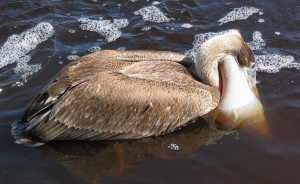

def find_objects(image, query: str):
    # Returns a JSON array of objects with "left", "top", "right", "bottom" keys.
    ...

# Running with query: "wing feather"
[
  {"left": 23, "top": 50, "right": 219, "bottom": 142},
  {"left": 29, "top": 69, "right": 219, "bottom": 141}
]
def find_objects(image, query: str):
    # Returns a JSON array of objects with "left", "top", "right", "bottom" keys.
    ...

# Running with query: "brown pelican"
[{"left": 14, "top": 30, "right": 269, "bottom": 143}]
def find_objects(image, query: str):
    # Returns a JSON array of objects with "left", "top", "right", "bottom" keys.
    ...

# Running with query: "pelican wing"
[
  {"left": 24, "top": 51, "right": 220, "bottom": 141},
  {"left": 22, "top": 50, "right": 186, "bottom": 122}
]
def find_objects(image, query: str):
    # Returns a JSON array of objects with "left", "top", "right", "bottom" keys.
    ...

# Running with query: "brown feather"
[{"left": 24, "top": 50, "right": 220, "bottom": 142}]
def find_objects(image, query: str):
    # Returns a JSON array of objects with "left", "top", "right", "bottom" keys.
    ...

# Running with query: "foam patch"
[
  {"left": 68, "top": 29, "right": 76, "bottom": 34},
  {"left": 14, "top": 56, "right": 41, "bottom": 81},
  {"left": 218, "top": 6, "right": 261, "bottom": 25},
  {"left": 67, "top": 55, "right": 80, "bottom": 61},
  {"left": 254, "top": 54, "right": 299, "bottom": 73},
  {"left": 181, "top": 23, "right": 193, "bottom": 28},
  {"left": 141, "top": 26, "right": 151, "bottom": 31},
  {"left": 0, "top": 22, "right": 54, "bottom": 69},
  {"left": 134, "top": 6, "right": 170, "bottom": 23},
  {"left": 248, "top": 31, "right": 265, "bottom": 51},
  {"left": 87, "top": 46, "right": 101, "bottom": 53},
  {"left": 79, "top": 18, "right": 129, "bottom": 42},
  {"left": 275, "top": 32, "right": 281, "bottom": 35},
  {"left": 152, "top": 1, "right": 161, "bottom": 5}
]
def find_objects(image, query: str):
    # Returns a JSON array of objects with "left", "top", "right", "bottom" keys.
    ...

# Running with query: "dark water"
[{"left": 1, "top": 0, "right": 300, "bottom": 183}]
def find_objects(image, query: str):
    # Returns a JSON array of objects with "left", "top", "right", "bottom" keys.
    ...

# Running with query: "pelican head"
[{"left": 196, "top": 30, "right": 270, "bottom": 135}]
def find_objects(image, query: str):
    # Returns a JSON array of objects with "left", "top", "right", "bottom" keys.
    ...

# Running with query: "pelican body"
[{"left": 14, "top": 30, "right": 267, "bottom": 143}]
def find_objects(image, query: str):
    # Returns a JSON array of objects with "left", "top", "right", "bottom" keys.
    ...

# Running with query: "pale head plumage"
[{"left": 195, "top": 29, "right": 255, "bottom": 89}]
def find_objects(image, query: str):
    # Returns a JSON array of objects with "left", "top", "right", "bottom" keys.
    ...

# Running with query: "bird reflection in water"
[{"left": 40, "top": 118, "right": 233, "bottom": 182}]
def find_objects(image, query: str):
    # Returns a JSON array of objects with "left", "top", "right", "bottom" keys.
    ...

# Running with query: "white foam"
[
  {"left": 14, "top": 55, "right": 41, "bottom": 81},
  {"left": 247, "top": 31, "right": 265, "bottom": 51},
  {"left": 218, "top": 6, "right": 261, "bottom": 25},
  {"left": 78, "top": 18, "right": 129, "bottom": 42},
  {"left": 68, "top": 29, "right": 76, "bottom": 34},
  {"left": 275, "top": 32, "right": 281, "bottom": 35},
  {"left": 12, "top": 81, "right": 24, "bottom": 87},
  {"left": 134, "top": 6, "right": 170, "bottom": 23},
  {"left": 71, "top": 50, "right": 78, "bottom": 54},
  {"left": 181, "top": 23, "right": 193, "bottom": 28},
  {"left": 167, "top": 143, "right": 180, "bottom": 151},
  {"left": 67, "top": 55, "right": 80, "bottom": 61},
  {"left": 87, "top": 46, "right": 101, "bottom": 53},
  {"left": 254, "top": 54, "right": 298, "bottom": 73},
  {"left": 258, "top": 18, "right": 265, "bottom": 23},
  {"left": 141, "top": 26, "right": 151, "bottom": 31},
  {"left": 0, "top": 22, "right": 54, "bottom": 69}
]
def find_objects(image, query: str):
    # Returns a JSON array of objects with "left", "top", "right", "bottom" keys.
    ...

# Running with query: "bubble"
[
  {"left": 141, "top": 26, "right": 151, "bottom": 31},
  {"left": 58, "top": 61, "right": 63, "bottom": 65},
  {"left": 0, "top": 22, "right": 54, "bottom": 69},
  {"left": 12, "top": 81, "right": 24, "bottom": 87},
  {"left": 78, "top": 18, "right": 129, "bottom": 42},
  {"left": 0, "top": 88, "right": 2, "bottom": 93},
  {"left": 218, "top": 6, "right": 261, "bottom": 25},
  {"left": 67, "top": 55, "right": 80, "bottom": 61},
  {"left": 71, "top": 50, "right": 78, "bottom": 54},
  {"left": 167, "top": 143, "right": 180, "bottom": 151},
  {"left": 275, "top": 31, "right": 281, "bottom": 35},
  {"left": 68, "top": 29, "right": 76, "bottom": 34},
  {"left": 247, "top": 31, "right": 266, "bottom": 50},
  {"left": 87, "top": 46, "right": 101, "bottom": 53},
  {"left": 134, "top": 6, "right": 170, "bottom": 23},
  {"left": 258, "top": 18, "right": 265, "bottom": 23},
  {"left": 181, "top": 23, "right": 193, "bottom": 28},
  {"left": 254, "top": 54, "right": 297, "bottom": 73},
  {"left": 152, "top": 1, "right": 160, "bottom": 5}
]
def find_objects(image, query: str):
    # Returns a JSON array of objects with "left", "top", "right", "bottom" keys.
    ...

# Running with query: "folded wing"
[{"left": 22, "top": 51, "right": 220, "bottom": 142}]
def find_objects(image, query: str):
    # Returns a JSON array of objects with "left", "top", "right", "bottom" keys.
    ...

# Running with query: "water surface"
[{"left": 0, "top": 0, "right": 300, "bottom": 183}]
